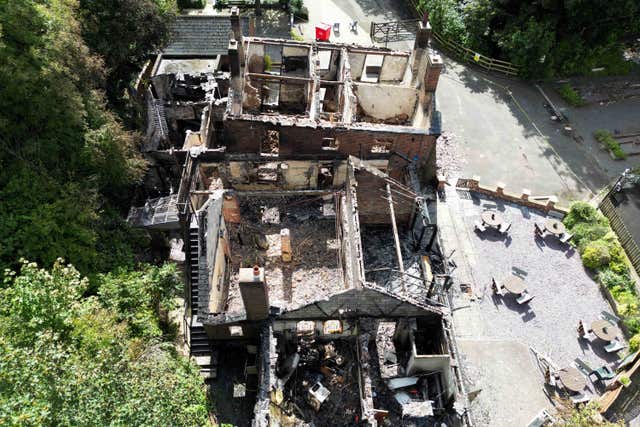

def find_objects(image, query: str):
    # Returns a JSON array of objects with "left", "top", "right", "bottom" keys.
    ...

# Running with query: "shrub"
[
  {"left": 630, "top": 334, "right": 640, "bottom": 352},
  {"left": 616, "top": 291, "right": 639, "bottom": 316},
  {"left": 564, "top": 201, "right": 608, "bottom": 229},
  {"left": 620, "top": 375, "right": 631, "bottom": 386},
  {"left": 582, "top": 240, "right": 611, "bottom": 270},
  {"left": 598, "top": 269, "right": 635, "bottom": 292},
  {"left": 594, "top": 129, "right": 627, "bottom": 160},
  {"left": 624, "top": 315, "right": 640, "bottom": 335},
  {"left": 178, "top": 0, "right": 205, "bottom": 8},
  {"left": 290, "top": 29, "right": 305, "bottom": 41},
  {"left": 290, "top": 0, "right": 308, "bottom": 21},
  {"left": 264, "top": 54, "right": 272, "bottom": 71},
  {"left": 572, "top": 223, "right": 609, "bottom": 251},
  {"left": 558, "top": 84, "right": 585, "bottom": 107}
]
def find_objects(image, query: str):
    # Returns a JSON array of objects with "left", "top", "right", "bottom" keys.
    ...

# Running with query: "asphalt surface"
[{"left": 436, "top": 58, "right": 610, "bottom": 205}]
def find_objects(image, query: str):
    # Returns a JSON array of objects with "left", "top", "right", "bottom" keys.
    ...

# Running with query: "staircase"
[{"left": 188, "top": 223, "right": 217, "bottom": 379}]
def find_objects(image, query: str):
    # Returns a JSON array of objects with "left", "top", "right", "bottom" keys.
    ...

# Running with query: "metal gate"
[{"left": 370, "top": 19, "right": 420, "bottom": 45}]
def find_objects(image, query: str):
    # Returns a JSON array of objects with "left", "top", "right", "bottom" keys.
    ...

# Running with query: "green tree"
[
  {"left": 0, "top": 260, "right": 209, "bottom": 426},
  {"left": 0, "top": 0, "right": 149, "bottom": 274},
  {"left": 77, "top": 0, "right": 176, "bottom": 110}
]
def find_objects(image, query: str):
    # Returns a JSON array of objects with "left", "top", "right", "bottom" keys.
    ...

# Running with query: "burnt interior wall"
[
  {"left": 223, "top": 119, "right": 437, "bottom": 180},
  {"left": 353, "top": 166, "right": 415, "bottom": 226}
]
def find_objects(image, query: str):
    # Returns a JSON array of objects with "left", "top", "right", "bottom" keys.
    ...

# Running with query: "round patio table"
[
  {"left": 502, "top": 275, "right": 526, "bottom": 294},
  {"left": 482, "top": 211, "right": 503, "bottom": 227},
  {"left": 545, "top": 218, "right": 566, "bottom": 236},
  {"left": 591, "top": 320, "right": 620, "bottom": 342},
  {"left": 558, "top": 367, "right": 587, "bottom": 393}
]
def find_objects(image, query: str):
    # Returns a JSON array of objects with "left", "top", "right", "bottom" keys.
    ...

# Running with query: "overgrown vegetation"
[
  {"left": 558, "top": 84, "right": 585, "bottom": 107},
  {"left": 290, "top": 28, "right": 305, "bottom": 41},
  {"left": 0, "top": 1, "right": 210, "bottom": 423},
  {"left": 0, "top": 260, "right": 209, "bottom": 426},
  {"left": 290, "top": 0, "right": 308, "bottom": 21},
  {"left": 177, "top": 0, "right": 205, "bottom": 9},
  {"left": 416, "top": 0, "right": 640, "bottom": 77},
  {"left": 0, "top": 0, "right": 175, "bottom": 275},
  {"left": 563, "top": 202, "right": 640, "bottom": 348},
  {"left": 555, "top": 401, "right": 623, "bottom": 426},
  {"left": 264, "top": 54, "right": 273, "bottom": 71},
  {"left": 594, "top": 129, "right": 628, "bottom": 160}
]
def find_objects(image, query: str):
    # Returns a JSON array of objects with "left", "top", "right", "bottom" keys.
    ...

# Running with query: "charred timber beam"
[{"left": 386, "top": 183, "right": 405, "bottom": 291}]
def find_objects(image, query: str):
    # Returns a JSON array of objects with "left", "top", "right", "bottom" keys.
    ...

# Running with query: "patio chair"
[
  {"left": 517, "top": 291, "right": 535, "bottom": 305},
  {"left": 350, "top": 21, "right": 358, "bottom": 33},
  {"left": 527, "top": 409, "right": 555, "bottom": 427},
  {"left": 573, "top": 358, "right": 593, "bottom": 377},
  {"left": 499, "top": 222, "right": 512, "bottom": 234},
  {"left": 560, "top": 232, "right": 573, "bottom": 245},
  {"left": 474, "top": 221, "right": 486, "bottom": 232},
  {"left": 570, "top": 393, "right": 591, "bottom": 405},
  {"left": 576, "top": 320, "right": 589, "bottom": 339},
  {"left": 534, "top": 222, "right": 545, "bottom": 237},
  {"left": 590, "top": 365, "right": 616, "bottom": 382},
  {"left": 333, "top": 22, "right": 340, "bottom": 36},
  {"left": 600, "top": 311, "right": 621, "bottom": 324},
  {"left": 605, "top": 340, "right": 626, "bottom": 353},
  {"left": 491, "top": 278, "right": 503, "bottom": 296}
]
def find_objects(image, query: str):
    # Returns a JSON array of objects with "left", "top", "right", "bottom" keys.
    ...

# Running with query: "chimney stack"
[
  {"left": 424, "top": 52, "right": 443, "bottom": 92},
  {"left": 411, "top": 12, "right": 432, "bottom": 82},
  {"left": 229, "top": 39, "right": 241, "bottom": 79},
  {"left": 230, "top": 7, "right": 245, "bottom": 66},
  {"left": 414, "top": 12, "right": 431, "bottom": 50},
  {"left": 238, "top": 266, "right": 269, "bottom": 321}
]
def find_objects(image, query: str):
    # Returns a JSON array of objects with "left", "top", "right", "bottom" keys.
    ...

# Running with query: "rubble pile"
[
  {"left": 362, "top": 226, "right": 430, "bottom": 302},
  {"left": 436, "top": 131, "right": 463, "bottom": 176},
  {"left": 226, "top": 196, "right": 343, "bottom": 314},
  {"left": 281, "top": 338, "right": 362, "bottom": 426}
]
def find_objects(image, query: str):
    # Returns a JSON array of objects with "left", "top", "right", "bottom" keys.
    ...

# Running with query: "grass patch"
[
  {"left": 558, "top": 84, "right": 585, "bottom": 107},
  {"left": 594, "top": 129, "right": 628, "bottom": 160},
  {"left": 564, "top": 202, "right": 640, "bottom": 351}
]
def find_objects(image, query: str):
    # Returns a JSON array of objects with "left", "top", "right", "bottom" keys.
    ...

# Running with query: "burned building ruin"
[{"left": 128, "top": 11, "right": 464, "bottom": 426}]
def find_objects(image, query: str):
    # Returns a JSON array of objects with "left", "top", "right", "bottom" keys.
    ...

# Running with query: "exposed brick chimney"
[
  {"left": 228, "top": 39, "right": 240, "bottom": 79},
  {"left": 230, "top": 7, "right": 244, "bottom": 65},
  {"left": 411, "top": 13, "right": 432, "bottom": 81},
  {"left": 424, "top": 52, "right": 443, "bottom": 92},
  {"left": 414, "top": 12, "right": 431, "bottom": 50},
  {"left": 249, "top": 15, "right": 256, "bottom": 37},
  {"left": 238, "top": 266, "right": 269, "bottom": 321}
]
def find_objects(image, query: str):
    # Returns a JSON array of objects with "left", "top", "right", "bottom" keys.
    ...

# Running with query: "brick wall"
[{"left": 223, "top": 118, "right": 437, "bottom": 179}]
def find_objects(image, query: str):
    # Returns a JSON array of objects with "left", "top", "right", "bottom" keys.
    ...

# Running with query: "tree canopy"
[
  {"left": 0, "top": 260, "right": 209, "bottom": 426},
  {"left": 418, "top": 0, "right": 640, "bottom": 77},
  {"left": 0, "top": 0, "right": 174, "bottom": 274}
]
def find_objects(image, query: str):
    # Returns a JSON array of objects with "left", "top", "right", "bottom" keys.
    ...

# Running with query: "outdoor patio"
[{"left": 445, "top": 188, "right": 627, "bottom": 425}]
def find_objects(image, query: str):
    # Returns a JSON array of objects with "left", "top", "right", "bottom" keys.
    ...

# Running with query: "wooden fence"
[
  {"left": 430, "top": 31, "right": 520, "bottom": 76},
  {"left": 407, "top": 0, "right": 520, "bottom": 76},
  {"left": 600, "top": 197, "right": 640, "bottom": 274}
]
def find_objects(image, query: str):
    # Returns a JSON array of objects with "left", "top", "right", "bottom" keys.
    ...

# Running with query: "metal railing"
[{"left": 370, "top": 19, "right": 420, "bottom": 44}]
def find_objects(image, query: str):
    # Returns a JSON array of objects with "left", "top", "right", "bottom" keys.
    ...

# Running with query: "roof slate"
[{"left": 163, "top": 15, "right": 244, "bottom": 57}]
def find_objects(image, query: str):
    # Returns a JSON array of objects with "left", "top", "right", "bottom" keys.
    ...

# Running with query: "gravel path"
[{"left": 458, "top": 192, "right": 621, "bottom": 368}]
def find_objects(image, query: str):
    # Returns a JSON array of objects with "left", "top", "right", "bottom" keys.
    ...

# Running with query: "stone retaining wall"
[{"left": 452, "top": 176, "right": 568, "bottom": 215}]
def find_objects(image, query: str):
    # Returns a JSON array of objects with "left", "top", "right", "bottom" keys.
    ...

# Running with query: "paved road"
[
  {"left": 541, "top": 84, "right": 640, "bottom": 179},
  {"left": 436, "top": 58, "right": 610, "bottom": 205},
  {"left": 303, "top": 0, "right": 612, "bottom": 205}
]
